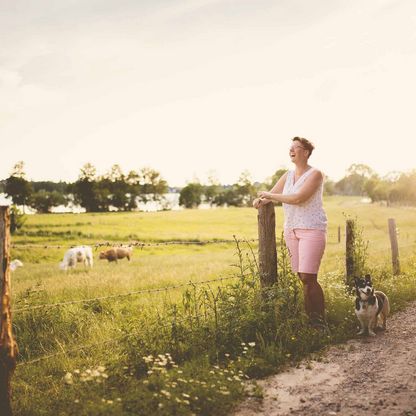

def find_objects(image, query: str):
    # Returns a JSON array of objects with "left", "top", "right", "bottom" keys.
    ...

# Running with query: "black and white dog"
[{"left": 354, "top": 274, "right": 390, "bottom": 337}]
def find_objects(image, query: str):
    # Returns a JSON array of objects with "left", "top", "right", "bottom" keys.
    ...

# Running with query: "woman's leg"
[
  {"left": 295, "top": 229, "right": 327, "bottom": 323},
  {"left": 298, "top": 272, "right": 325, "bottom": 322}
]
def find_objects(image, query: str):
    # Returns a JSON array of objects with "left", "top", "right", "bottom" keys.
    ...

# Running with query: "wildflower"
[
  {"left": 248, "top": 342, "right": 256, "bottom": 347},
  {"left": 74, "top": 399, "right": 79, "bottom": 404},
  {"left": 64, "top": 372, "right": 73, "bottom": 385},
  {"left": 158, "top": 403, "right": 163, "bottom": 408},
  {"left": 225, "top": 353, "right": 230, "bottom": 358},
  {"left": 160, "top": 390, "right": 171, "bottom": 398},
  {"left": 107, "top": 400, "right": 113, "bottom": 405},
  {"left": 182, "top": 393, "right": 190, "bottom": 398}
]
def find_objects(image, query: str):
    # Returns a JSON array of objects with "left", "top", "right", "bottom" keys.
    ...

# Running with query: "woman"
[{"left": 253, "top": 137, "right": 327, "bottom": 325}]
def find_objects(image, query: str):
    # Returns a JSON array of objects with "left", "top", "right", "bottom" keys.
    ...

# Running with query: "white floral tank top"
[{"left": 282, "top": 168, "right": 327, "bottom": 231}]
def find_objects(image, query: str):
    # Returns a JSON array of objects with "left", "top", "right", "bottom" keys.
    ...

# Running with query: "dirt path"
[{"left": 233, "top": 301, "right": 416, "bottom": 416}]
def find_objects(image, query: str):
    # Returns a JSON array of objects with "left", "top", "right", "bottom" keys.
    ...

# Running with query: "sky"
[{"left": 1, "top": 0, "right": 416, "bottom": 186}]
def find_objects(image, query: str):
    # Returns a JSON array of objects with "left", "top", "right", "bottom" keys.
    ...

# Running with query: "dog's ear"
[{"left": 365, "top": 273, "right": 371, "bottom": 279}]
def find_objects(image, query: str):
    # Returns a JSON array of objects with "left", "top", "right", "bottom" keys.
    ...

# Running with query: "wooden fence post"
[
  {"left": 338, "top": 226, "right": 341, "bottom": 243},
  {"left": 345, "top": 219, "right": 355, "bottom": 283},
  {"left": 0, "top": 206, "right": 17, "bottom": 416},
  {"left": 257, "top": 203, "right": 277, "bottom": 291},
  {"left": 388, "top": 218, "right": 400, "bottom": 275}
]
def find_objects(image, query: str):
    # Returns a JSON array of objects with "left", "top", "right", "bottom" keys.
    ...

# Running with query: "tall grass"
[{"left": 9, "top": 197, "right": 416, "bottom": 415}]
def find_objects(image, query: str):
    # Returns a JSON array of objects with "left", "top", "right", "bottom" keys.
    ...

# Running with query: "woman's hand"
[
  {"left": 252, "top": 197, "right": 269, "bottom": 209},
  {"left": 257, "top": 191, "right": 273, "bottom": 200}
]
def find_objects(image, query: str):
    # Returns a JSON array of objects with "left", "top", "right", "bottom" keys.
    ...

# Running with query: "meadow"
[{"left": 9, "top": 196, "right": 416, "bottom": 415}]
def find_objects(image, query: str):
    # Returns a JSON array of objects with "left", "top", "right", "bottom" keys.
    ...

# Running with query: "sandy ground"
[{"left": 232, "top": 301, "right": 416, "bottom": 416}]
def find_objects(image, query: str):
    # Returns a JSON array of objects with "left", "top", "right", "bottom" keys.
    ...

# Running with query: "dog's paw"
[{"left": 368, "top": 331, "right": 377, "bottom": 337}]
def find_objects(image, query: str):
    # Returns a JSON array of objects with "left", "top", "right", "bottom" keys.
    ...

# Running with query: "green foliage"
[
  {"left": 10, "top": 204, "right": 27, "bottom": 234},
  {"left": 344, "top": 216, "right": 369, "bottom": 290},
  {"left": 5, "top": 162, "right": 33, "bottom": 208},
  {"left": 30, "top": 190, "right": 67, "bottom": 213},
  {"left": 179, "top": 183, "right": 203, "bottom": 208},
  {"left": 9, "top": 200, "right": 416, "bottom": 415},
  {"left": 71, "top": 164, "right": 169, "bottom": 212}
]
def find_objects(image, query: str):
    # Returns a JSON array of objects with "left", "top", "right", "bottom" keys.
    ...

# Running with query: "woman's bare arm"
[{"left": 258, "top": 170, "right": 323, "bottom": 205}]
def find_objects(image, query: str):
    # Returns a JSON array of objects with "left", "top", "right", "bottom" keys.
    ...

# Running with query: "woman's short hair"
[{"left": 292, "top": 137, "right": 314, "bottom": 158}]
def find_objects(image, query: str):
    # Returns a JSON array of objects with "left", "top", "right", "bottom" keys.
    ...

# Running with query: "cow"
[
  {"left": 10, "top": 259, "right": 23, "bottom": 271},
  {"left": 59, "top": 246, "right": 93, "bottom": 271},
  {"left": 98, "top": 246, "right": 133, "bottom": 263}
]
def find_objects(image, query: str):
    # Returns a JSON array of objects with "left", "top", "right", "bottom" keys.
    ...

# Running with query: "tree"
[
  {"left": 5, "top": 161, "right": 32, "bottom": 212},
  {"left": 72, "top": 163, "right": 101, "bottom": 212},
  {"left": 179, "top": 183, "right": 203, "bottom": 208},
  {"left": 233, "top": 170, "right": 256, "bottom": 207},
  {"left": 138, "top": 167, "right": 168, "bottom": 203},
  {"left": 265, "top": 168, "right": 287, "bottom": 190},
  {"left": 30, "top": 190, "right": 67, "bottom": 213},
  {"left": 101, "top": 164, "right": 129, "bottom": 211},
  {"left": 203, "top": 173, "right": 222, "bottom": 206},
  {"left": 10, "top": 205, "right": 26, "bottom": 234},
  {"left": 335, "top": 164, "right": 376, "bottom": 196}
]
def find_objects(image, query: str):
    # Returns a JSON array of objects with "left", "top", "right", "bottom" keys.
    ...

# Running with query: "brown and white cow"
[{"left": 99, "top": 246, "right": 133, "bottom": 263}]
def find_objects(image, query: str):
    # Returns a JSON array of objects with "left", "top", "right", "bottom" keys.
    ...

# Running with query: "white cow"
[
  {"left": 59, "top": 246, "right": 93, "bottom": 271},
  {"left": 10, "top": 259, "right": 24, "bottom": 271}
]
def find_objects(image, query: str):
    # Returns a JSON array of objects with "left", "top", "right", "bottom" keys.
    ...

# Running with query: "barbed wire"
[
  {"left": 16, "top": 313, "right": 202, "bottom": 367},
  {"left": 11, "top": 238, "right": 259, "bottom": 250},
  {"left": 368, "top": 241, "right": 416, "bottom": 255},
  {"left": 10, "top": 233, "right": 350, "bottom": 251},
  {"left": 12, "top": 275, "right": 241, "bottom": 314}
]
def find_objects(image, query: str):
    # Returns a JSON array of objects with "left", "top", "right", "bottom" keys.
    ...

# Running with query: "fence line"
[
  {"left": 11, "top": 238, "right": 259, "bottom": 250},
  {"left": 368, "top": 241, "right": 416, "bottom": 255},
  {"left": 12, "top": 275, "right": 241, "bottom": 314},
  {"left": 11, "top": 234, "right": 347, "bottom": 251},
  {"left": 16, "top": 312, "right": 206, "bottom": 368}
]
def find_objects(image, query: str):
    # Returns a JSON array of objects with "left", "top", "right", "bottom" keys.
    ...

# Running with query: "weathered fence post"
[
  {"left": 0, "top": 206, "right": 17, "bottom": 416},
  {"left": 257, "top": 203, "right": 277, "bottom": 291},
  {"left": 345, "top": 219, "right": 355, "bottom": 283},
  {"left": 337, "top": 226, "right": 341, "bottom": 243},
  {"left": 388, "top": 218, "right": 400, "bottom": 275}
]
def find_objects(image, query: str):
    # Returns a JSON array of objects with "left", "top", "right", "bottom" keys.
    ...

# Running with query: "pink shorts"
[{"left": 284, "top": 229, "right": 326, "bottom": 274}]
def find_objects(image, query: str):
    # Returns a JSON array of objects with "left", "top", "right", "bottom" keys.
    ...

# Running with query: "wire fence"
[
  {"left": 11, "top": 238, "right": 258, "bottom": 250},
  {"left": 10, "top": 232, "right": 349, "bottom": 251},
  {"left": 16, "top": 313, "right": 203, "bottom": 368},
  {"left": 12, "top": 275, "right": 241, "bottom": 314}
]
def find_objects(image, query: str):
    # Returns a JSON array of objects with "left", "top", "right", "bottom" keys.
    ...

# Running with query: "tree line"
[{"left": 1, "top": 162, "right": 416, "bottom": 215}]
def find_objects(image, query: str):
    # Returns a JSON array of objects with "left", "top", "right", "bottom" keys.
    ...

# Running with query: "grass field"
[
  {"left": 12, "top": 195, "right": 416, "bottom": 296},
  {"left": 9, "top": 196, "right": 416, "bottom": 416}
]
